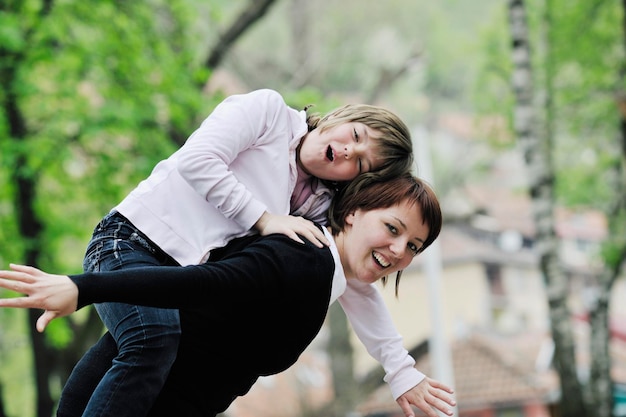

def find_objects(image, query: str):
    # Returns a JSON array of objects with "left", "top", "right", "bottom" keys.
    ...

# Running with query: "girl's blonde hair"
[{"left": 306, "top": 104, "right": 414, "bottom": 188}]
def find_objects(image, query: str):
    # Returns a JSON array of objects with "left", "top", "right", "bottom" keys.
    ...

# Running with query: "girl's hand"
[
  {"left": 0, "top": 263, "right": 78, "bottom": 332},
  {"left": 254, "top": 212, "right": 330, "bottom": 248}
]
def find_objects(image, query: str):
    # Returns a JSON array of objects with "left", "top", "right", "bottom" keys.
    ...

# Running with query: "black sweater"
[{"left": 71, "top": 233, "right": 335, "bottom": 416}]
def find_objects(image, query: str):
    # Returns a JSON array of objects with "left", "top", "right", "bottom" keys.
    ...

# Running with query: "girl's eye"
[
  {"left": 386, "top": 223, "right": 398, "bottom": 234},
  {"left": 408, "top": 242, "right": 420, "bottom": 256},
  {"left": 353, "top": 128, "right": 359, "bottom": 142}
]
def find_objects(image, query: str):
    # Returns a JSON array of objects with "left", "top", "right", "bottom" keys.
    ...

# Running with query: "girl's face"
[
  {"left": 336, "top": 200, "right": 429, "bottom": 284},
  {"left": 298, "top": 122, "right": 383, "bottom": 181}
]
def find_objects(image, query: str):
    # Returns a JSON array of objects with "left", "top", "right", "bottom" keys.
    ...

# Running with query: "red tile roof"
[
  {"left": 358, "top": 331, "right": 558, "bottom": 416},
  {"left": 358, "top": 325, "right": 626, "bottom": 416}
]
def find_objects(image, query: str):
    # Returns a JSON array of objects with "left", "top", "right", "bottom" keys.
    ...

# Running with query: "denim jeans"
[{"left": 57, "top": 212, "right": 181, "bottom": 417}]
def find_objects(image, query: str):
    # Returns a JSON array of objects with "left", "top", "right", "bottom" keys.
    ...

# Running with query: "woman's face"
[
  {"left": 337, "top": 200, "right": 429, "bottom": 284},
  {"left": 298, "top": 122, "right": 383, "bottom": 181}
]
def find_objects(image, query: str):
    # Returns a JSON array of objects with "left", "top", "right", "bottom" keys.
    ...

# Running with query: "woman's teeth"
[{"left": 373, "top": 252, "right": 390, "bottom": 268}]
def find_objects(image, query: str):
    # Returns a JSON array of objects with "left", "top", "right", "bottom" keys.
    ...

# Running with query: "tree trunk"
[
  {"left": 507, "top": 1, "right": 586, "bottom": 416},
  {"left": 3, "top": 38, "right": 53, "bottom": 412},
  {"left": 13, "top": 133, "right": 54, "bottom": 417},
  {"left": 589, "top": 291, "right": 613, "bottom": 417},
  {"left": 204, "top": 0, "right": 279, "bottom": 70},
  {"left": 587, "top": 1, "right": 626, "bottom": 416},
  {"left": 288, "top": 0, "right": 315, "bottom": 88},
  {"left": 366, "top": 50, "right": 421, "bottom": 105},
  {"left": 0, "top": 383, "right": 6, "bottom": 417},
  {"left": 325, "top": 302, "right": 359, "bottom": 417},
  {"left": 3, "top": 1, "right": 284, "bottom": 415}
]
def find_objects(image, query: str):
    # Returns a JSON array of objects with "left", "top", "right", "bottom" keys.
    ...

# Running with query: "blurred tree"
[
  {"left": 507, "top": 1, "right": 585, "bottom": 415},
  {"left": 0, "top": 1, "right": 278, "bottom": 416},
  {"left": 504, "top": 0, "right": 626, "bottom": 416},
  {"left": 0, "top": 0, "right": 512, "bottom": 415}
]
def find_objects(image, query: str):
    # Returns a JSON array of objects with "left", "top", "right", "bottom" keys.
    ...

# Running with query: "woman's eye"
[
  {"left": 408, "top": 242, "right": 420, "bottom": 256},
  {"left": 353, "top": 128, "right": 359, "bottom": 142},
  {"left": 386, "top": 223, "right": 398, "bottom": 234}
]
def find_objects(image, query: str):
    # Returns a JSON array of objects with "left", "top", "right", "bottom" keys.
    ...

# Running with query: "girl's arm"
[
  {"left": 175, "top": 89, "right": 280, "bottom": 231},
  {"left": 177, "top": 89, "right": 327, "bottom": 246}
]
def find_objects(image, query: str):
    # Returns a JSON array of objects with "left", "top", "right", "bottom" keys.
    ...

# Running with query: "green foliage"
[
  {"left": 474, "top": 0, "right": 624, "bottom": 209},
  {"left": 6, "top": 0, "right": 622, "bottom": 415},
  {"left": 223, "top": 0, "right": 502, "bottom": 126},
  {"left": 283, "top": 87, "right": 343, "bottom": 114},
  {"left": 0, "top": 178, "right": 22, "bottom": 268},
  {"left": 0, "top": 305, "right": 34, "bottom": 417},
  {"left": 0, "top": 12, "right": 25, "bottom": 52},
  {"left": 43, "top": 318, "right": 74, "bottom": 349},
  {"left": 472, "top": 4, "right": 513, "bottom": 123},
  {"left": 0, "top": 1, "right": 239, "bottom": 415},
  {"left": 546, "top": 0, "right": 623, "bottom": 210},
  {"left": 555, "top": 135, "right": 619, "bottom": 208},
  {"left": 601, "top": 208, "right": 626, "bottom": 269},
  {"left": 602, "top": 241, "right": 626, "bottom": 270}
]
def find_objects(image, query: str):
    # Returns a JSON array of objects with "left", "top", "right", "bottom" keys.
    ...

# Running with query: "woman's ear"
[{"left": 344, "top": 211, "right": 357, "bottom": 226}]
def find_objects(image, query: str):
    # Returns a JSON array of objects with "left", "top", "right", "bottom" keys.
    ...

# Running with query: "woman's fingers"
[
  {"left": 0, "top": 264, "right": 39, "bottom": 287},
  {"left": 0, "top": 264, "right": 48, "bottom": 306},
  {"left": 0, "top": 294, "right": 32, "bottom": 308},
  {"left": 10, "top": 263, "right": 37, "bottom": 273},
  {"left": 0, "top": 264, "right": 76, "bottom": 332},
  {"left": 0, "top": 268, "right": 37, "bottom": 297},
  {"left": 37, "top": 311, "right": 58, "bottom": 333}
]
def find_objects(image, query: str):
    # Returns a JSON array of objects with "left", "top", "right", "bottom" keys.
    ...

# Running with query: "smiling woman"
[
  {"left": 30, "top": 88, "right": 414, "bottom": 417},
  {"left": 0, "top": 173, "right": 455, "bottom": 417}
]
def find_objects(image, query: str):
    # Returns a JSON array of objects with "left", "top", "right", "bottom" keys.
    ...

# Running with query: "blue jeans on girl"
[{"left": 57, "top": 211, "right": 180, "bottom": 417}]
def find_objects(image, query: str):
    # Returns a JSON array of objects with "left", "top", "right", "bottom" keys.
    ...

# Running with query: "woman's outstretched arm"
[
  {"left": 0, "top": 264, "right": 78, "bottom": 331},
  {"left": 0, "top": 234, "right": 332, "bottom": 332}
]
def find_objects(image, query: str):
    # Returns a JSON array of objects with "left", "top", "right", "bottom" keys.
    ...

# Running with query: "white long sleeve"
[
  {"left": 115, "top": 89, "right": 307, "bottom": 265},
  {"left": 337, "top": 278, "right": 425, "bottom": 400}
]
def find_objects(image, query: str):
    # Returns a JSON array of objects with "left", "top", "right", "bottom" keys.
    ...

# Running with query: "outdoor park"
[{"left": 0, "top": 1, "right": 625, "bottom": 417}]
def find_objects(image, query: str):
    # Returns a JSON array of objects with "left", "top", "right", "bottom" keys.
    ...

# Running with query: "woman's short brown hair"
[{"left": 327, "top": 172, "right": 442, "bottom": 295}]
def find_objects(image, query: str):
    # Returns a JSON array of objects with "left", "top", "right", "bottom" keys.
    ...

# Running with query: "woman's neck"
[{"left": 330, "top": 229, "right": 352, "bottom": 279}]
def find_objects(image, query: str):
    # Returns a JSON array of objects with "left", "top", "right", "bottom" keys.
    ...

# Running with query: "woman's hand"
[
  {"left": 0, "top": 263, "right": 79, "bottom": 332},
  {"left": 254, "top": 212, "right": 329, "bottom": 248},
  {"left": 396, "top": 377, "right": 456, "bottom": 417}
]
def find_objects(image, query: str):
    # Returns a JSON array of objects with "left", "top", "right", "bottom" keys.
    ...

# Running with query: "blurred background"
[{"left": 1, "top": 1, "right": 625, "bottom": 416}]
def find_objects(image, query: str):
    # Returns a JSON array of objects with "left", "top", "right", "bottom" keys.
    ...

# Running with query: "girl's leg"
[
  {"left": 56, "top": 332, "right": 117, "bottom": 417},
  {"left": 85, "top": 303, "right": 180, "bottom": 416},
  {"left": 73, "top": 212, "right": 181, "bottom": 417}
]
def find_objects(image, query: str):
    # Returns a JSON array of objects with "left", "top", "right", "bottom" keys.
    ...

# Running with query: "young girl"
[
  {"left": 0, "top": 173, "right": 456, "bottom": 417},
  {"left": 77, "top": 89, "right": 415, "bottom": 417}
]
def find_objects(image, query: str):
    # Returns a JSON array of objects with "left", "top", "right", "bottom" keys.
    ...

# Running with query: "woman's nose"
[{"left": 389, "top": 238, "right": 406, "bottom": 257}]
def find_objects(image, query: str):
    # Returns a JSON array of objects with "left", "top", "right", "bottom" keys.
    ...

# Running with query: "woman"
[
  {"left": 0, "top": 173, "right": 456, "bottom": 417},
  {"left": 84, "top": 88, "right": 414, "bottom": 417}
]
